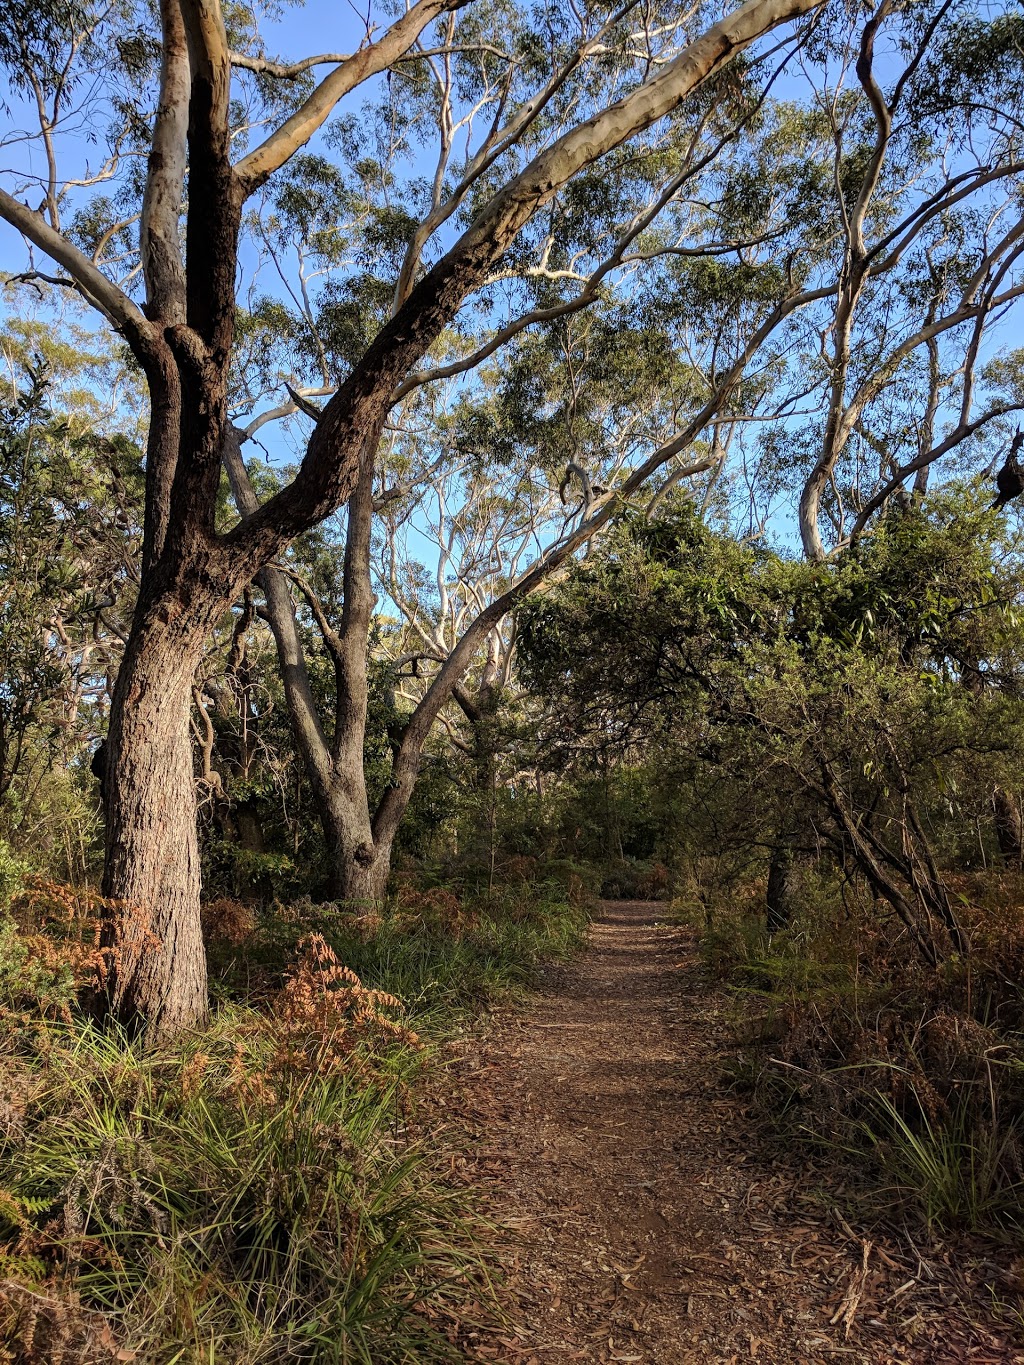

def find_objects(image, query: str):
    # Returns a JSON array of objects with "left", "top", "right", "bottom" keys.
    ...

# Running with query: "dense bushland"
[
  {"left": 691, "top": 871, "right": 1024, "bottom": 1234},
  {"left": 2, "top": 0, "right": 1024, "bottom": 1340},
  {"left": 0, "top": 871, "right": 589, "bottom": 1362},
  {"left": 517, "top": 497, "right": 1024, "bottom": 1239}
]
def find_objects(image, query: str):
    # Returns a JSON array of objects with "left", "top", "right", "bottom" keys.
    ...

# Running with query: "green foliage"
[
  {"left": 0, "top": 893, "right": 561, "bottom": 1362},
  {"left": 599, "top": 858, "right": 672, "bottom": 900},
  {"left": 515, "top": 491, "right": 1024, "bottom": 1234},
  {"left": 0, "top": 1017, "right": 484, "bottom": 1362},
  {"left": 0, "top": 843, "right": 26, "bottom": 912},
  {"left": 0, "top": 914, "right": 79, "bottom": 1019},
  {"left": 207, "top": 878, "right": 592, "bottom": 1028},
  {"left": 0, "top": 355, "right": 138, "bottom": 876},
  {"left": 520, "top": 496, "right": 1024, "bottom": 959},
  {"left": 860, "top": 1089, "right": 1024, "bottom": 1233}
]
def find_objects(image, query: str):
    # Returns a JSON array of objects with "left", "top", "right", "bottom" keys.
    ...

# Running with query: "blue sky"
[{"left": 3, "top": 0, "right": 1022, "bottom": 575}]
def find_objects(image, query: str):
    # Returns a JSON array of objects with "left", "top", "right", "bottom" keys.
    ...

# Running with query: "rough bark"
[
  {"left": 101, "top": 600, "right": 214, "bottom": 1038},
  {"left": 765, "top": 842, "right": 796, "bottom": 933},
  {"left": 321, "top": 796, "right": 391, "bottom": 902},
  {"left": 993, "top": 786, "right": 1022, "bottom": 866}
]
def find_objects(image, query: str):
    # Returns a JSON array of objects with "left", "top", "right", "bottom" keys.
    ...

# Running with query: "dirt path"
[{"left": 444, "top": 901, "right": 1023, "bottom": 1364}]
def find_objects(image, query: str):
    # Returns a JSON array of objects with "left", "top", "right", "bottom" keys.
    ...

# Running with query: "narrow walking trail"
[{"left": 444, "top": 901, "right": 1022, "bottom": 1364}]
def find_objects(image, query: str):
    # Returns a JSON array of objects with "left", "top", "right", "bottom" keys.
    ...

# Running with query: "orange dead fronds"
[
  {"left": 200, "top": 897, "right": 256, "bottom": 947},
  {"left": 394, "top": 885, "right": 477, "bottom": 938},
  {"left": 271, "top": 933, "right": 422, "bottom": 1075},
  {"left": 7, "top": 878, "right": 160, "bottom": 1018},
  {"left": 0, "top": 1275, "right": 123, "bottom": 1364}
]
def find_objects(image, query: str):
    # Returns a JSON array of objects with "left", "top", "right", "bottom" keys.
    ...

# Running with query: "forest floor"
[{"left": 434, "top": 900, "right": 1024, "bottom": 1365}]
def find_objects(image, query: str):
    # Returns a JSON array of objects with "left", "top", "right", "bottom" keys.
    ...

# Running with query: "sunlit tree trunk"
[{"left": 103, "top": 612, "right": 210, "bottom": 1037}]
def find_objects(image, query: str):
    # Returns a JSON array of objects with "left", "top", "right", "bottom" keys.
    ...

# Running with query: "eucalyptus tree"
[
  {"left": 229, "top": 296, "right": 716, "bottom": 899},
  {"left": 200, "top": 0, "right": 842, "bottom": 906},
  {"left": 223, "top": 43, "right": 888, "bottom": 902},
  {"left": 785, "top": 1, "right": 1024, "bottom": 558},
  {"left": 377, "top": 415, "right": 555, "bottom": 800},
  {"left": 0, "top": 0, "right": 824, "bottom": 1035}
]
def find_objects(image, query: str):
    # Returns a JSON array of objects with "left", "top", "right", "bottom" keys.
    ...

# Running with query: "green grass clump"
[
  {"left": 333, "top": 885, "right": 589, "bottom": 1019},
  {"left": 0, "top": 928, "right": 498, "bottom": 1363},
  {"left": 0, "top": 878, "right": 590, "bottom": 1362},
  {"left": 860, "top": 1086, "right": 1024, "bottom": 1232},
  {"left": 0, "top": 1019, "right": 487, "bottom": 1363},
  {"left": 209, "top": 878, "right": 591, "bottom": 1029}
]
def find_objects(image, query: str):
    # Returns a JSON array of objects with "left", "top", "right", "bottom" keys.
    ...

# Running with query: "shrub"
[
  {"left": 600, "top": 858, "right": 671, "bottom": 900},
  {"left": 0, "top": 944, "right": 484, "bottom": 1363},
  {"left": 0, "top": 843, "right": 27, "bottom": 913},
  {"left": 860, "top": 1086, "right": 1024, "bottom": 1232},
  {"left": 200, "top": 896, "right": 257, "bottom": 947},
  {"left": 208, "top": 879, "right": 592, "bottom": 1026},
  {"left": 706, "top": 872, "right": 1024, "bottom": 1234},
  {"left": 0, "top": 878, "right": 118, "bottom": 1021}
]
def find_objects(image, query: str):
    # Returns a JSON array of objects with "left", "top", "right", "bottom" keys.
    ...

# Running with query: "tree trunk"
[
  {"left": 315, "top": 773, "right": 382, "bottom": 902},
  {"left": 331, "top": 835, "right": 393, "bottom": 904},
  {"left": 766, "top": 842, "right": 796, "bottom": 933},
  {"left": 102, "top": 611, "right": 210, "bottom": 1040},
  {"left": 993, "top": 786, "right": 1022, "bottom": 866},
  {"left": 224, "top": 428, "right": 392, "bottom": 906}
]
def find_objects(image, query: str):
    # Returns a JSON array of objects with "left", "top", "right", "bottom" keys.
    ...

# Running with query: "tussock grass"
[
  {"left": 208, "top": 878, "right": 591, "bottom": 1028},
  {"left": 0, "top": 878, "right": 592, "bottom": 1362},
  {"left": 0, "top": 1006, "right": 484, "bottom": 1362},
  {"left": 860, "top": 1086, "right": 1024, "bottom": 1232},
  {"left": 694, "top": 882, "right": 1024, "bottom": 1237}
]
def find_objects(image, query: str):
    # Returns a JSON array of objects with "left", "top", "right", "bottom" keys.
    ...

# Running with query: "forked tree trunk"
[
  {"left": 102, "top": 609, "right": 211, "bottom": 1039},
  {"left": 227, "top": 432, "right": 400, "bottom": 906}
]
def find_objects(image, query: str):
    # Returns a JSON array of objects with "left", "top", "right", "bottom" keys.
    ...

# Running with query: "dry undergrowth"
[{"left": 439, "top": 901, "right": 1024, "bottom": 1364}]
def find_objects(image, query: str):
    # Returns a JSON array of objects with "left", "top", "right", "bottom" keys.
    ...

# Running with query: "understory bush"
[
  {"left": 0, "top": 870, "right": 592, "bottom": 1363},
  {"left": 699, "top": 868, "right": 1024, "bottom": 1236},
  {"left": 599, "top": 857, "right": 671, "bottom": 901},
  {"left": 0, "top": 845, "right": 28, "bottom": 914},
  {"left": 205, "top": 876, "right": 592, "bottom": 1026}
]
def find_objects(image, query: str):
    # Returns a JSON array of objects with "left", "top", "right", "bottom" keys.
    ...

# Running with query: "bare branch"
[
  {"left": 848, "top": 404, "right": 1024, "bottom": 543},
  {"left": 230, "top": 49, "right": 351, "bottom": 78},
  {"left": 241, "top": 385, "right": 336, "bottom": 438},
  {"left": 141, "top": 0, "right": 190, "bottom": 324},
  {"left": 0, "top": 188, "right": 154, "bottom": 347},
  {"left": 225, "top": 0, "right": 822, "bottom": 575},
  {"left": 234, "top": 0, "right": 468, "bottom": 195}
]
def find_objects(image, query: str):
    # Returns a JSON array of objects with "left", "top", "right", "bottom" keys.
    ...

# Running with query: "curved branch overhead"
[
  {"left": 225, "top": 0, "right": 824, "bottom": 571},
  {"left": 2, "top": 0, "right": 1024, "bottom": 1038}
]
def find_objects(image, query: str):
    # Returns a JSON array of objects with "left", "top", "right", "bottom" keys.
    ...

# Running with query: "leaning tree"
[
  {"left": 219, "top": 0, "right": 1024, "bottom": 926},
  {"left": 0, "top": 0, "right": 825, "bottom": 1036}
]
